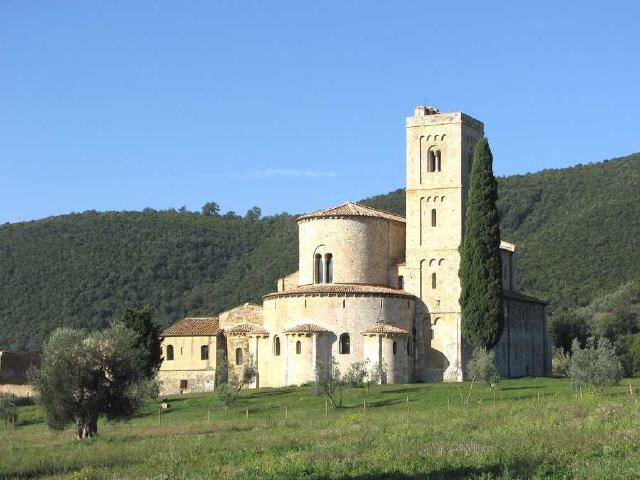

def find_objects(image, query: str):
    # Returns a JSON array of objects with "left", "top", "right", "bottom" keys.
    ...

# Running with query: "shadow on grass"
[
  {"left": 381, "top": 386, "right": 430, "bottom": 394},
  {"left": 246, "top": 387, "right": 296, "bottom": 398},
  {"left": 343, "top": 398, "right": 403, "bottom": 409},
  {"left": 0, "top": 457, "right": 137, "bottom": 480},
  {"left": 326, "top": 456, "right": 568, "bottom": 479}
]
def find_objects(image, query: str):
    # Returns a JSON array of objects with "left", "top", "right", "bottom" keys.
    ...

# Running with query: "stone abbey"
[{"left": 158, "top": 106, "right": 551, "bottom": 393}]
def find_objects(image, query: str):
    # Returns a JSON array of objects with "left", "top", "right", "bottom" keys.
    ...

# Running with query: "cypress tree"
[{"left": 459, "top": 138, "right": 504, "bottom": 349}]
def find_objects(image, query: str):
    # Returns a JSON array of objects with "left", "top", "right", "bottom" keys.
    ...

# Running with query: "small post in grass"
[
  {"left": 537, "top": 391, "right": 540, "bottom": 407},
  {"left": 363, "top": 400, "right": 366, "bottom": 414},
  {"left": 207, "top": 408, "right": 210, "bottom": 424},
  {"left": 630, "top": 384, "right": 634, "bottom": 396},
  {"left": 158, "top": 407, "right": 161, "bottom": 425},
  {"left": 447, "top": 396, "right": 451, "bottom": 412},
  {"left": 406, "top": 396, "right": 409, "bottom": 413},
  {"left": 285, "top": 403, "right": 288, "bottom": 422},
  {"left": 246, "top": 408, "right": 249, "bottom": 419},
  {"left": 325, "top": 401, "right": 328, "bottom": 416}
]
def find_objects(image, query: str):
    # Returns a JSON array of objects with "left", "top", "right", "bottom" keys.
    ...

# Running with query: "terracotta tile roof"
[
  {"left": 226, "top": 323, "right": 270, "bottom": 335},
  {"left": 297, "top": 202, "right": 405, "bottom": 224},
  {"left": 283, "top": 323, "right": 330, "bottom": 334},
  {"left": 162, "top": 317, "right": 220, "bottom": 336},
  {"left": 264, "top": 283, "right": 414, "bottom": 299},
  {"left": 361, "top": 323, "right": 410, "bottom": 335}
]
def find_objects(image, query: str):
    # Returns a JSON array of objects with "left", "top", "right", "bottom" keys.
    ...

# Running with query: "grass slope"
[
  {"left": 2, "top": 378, "right": 640, "bottom": 479},
  {"left": 1, "top": 154, "right": 639, "bottom": 351}
]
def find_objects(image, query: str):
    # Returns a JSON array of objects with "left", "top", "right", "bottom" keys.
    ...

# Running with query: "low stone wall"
[
  {"left": 158, "top": 370, "right": 217, "bottom": 395},
  {"left": 0, "top": 384, "right": 35, "bottom": 397}
]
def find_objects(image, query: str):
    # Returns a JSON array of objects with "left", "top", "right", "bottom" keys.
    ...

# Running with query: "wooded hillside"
[{"left": 1, "top": 153, "right": 638, "bottom": 351}]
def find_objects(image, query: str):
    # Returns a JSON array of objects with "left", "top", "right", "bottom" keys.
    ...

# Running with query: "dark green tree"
[
  {"left": 459, "top": 138, "right": 504, "bottom": 349},
  {"left": 201, "top": 202, "right": 221, "bottom": 216},
  {"left": 120, "top": 306, "right": 163, "bottom": 378}
]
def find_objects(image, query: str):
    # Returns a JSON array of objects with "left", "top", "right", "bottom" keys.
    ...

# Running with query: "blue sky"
[{"left": 1, "top": 1, "right": 639, "bottom": 223}]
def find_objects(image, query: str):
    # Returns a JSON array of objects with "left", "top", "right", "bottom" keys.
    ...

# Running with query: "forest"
[{"left": 1, "top": 152, "right": 638, "bottom": 352}]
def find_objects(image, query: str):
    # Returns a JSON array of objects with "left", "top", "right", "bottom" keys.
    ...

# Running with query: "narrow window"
[
  {"left": 200, "top": 345, "right": 209, "bottom": 360},
  {"left": 406, "top": 338, "right": 413, "bottom": 355},
  {"left": 342, "top": 299, "right": 346, "bottom": 308},
  {"left": 436, "top": 150, "right": 442, "bottom": 172},
  {"left": 427, "top": 151, "right": 435, "bottom": 172},
  {"left": 432, "top": 272, "right": 437, "bottom": 289},
  {"left": 325, "top": 253, "right": 333, "bottom": 283},
  {"left": 392, "top": 341, "right": 397, "bottom": 355},
  {"left": 274, "top": 336, "right": 281, "bottom": 356},
  {"left": 398, "top": 275, "right": 404, "bottom": 290},
  {"left": 296, "top": 341, "right": 301, "bottom": 354},
  {"left": 314, "top": 254, "right": 323, "bottom": 284},
  {"left": 179, "top": 379, "right": 188, "bottom": 390},
  {"left": 166, "top": 345, "right": 174, "bottom": 361},
  {"left": 431, "top": 209, "right": 437, "bottom": 227},
  {"left": 235, "top": 347, "right": 243, "bottom": 365},
  {"left": 339, "top": 333, "right": 350, "bottom": 354}
]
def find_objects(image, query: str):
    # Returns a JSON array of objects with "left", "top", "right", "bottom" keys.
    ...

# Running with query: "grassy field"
[{"left": 2, "top": 377, "right": 640, "bottom": 479}]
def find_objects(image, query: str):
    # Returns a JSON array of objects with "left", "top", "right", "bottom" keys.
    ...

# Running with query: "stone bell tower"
[{"left": 400, "top": 105, "right": 484, "bottom": 381}]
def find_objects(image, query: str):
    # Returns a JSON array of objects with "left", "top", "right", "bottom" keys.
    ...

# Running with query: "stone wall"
[
  {"left": 298, "top": 216, "right": 405, "bottom": 287},
  {"left": 0, "top": 351, "right": 41, "bottom": 385},
  {"left": 493, "top": 298, "right": 550, "bottom": 378},
  {"left": 259, "top": 294, "right": 415, "bottom": 387}
]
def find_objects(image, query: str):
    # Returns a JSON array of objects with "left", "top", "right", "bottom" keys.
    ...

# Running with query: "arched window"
[
  {"left": 314, "top": 254, "right": 323, "bottom": 284},
  {"left": 166, "top": 345, "right": 174, "bottom": 361},
  {"left": 432, "top": 272, "right": 437, "bottom": 289},
  {"left": 431, "top": 209, "right": 437, "bottom": 227},
  {"left": 296, "top": 340, "right": 301, "bottom": 354},
  {"left": 235, "top": 347, "right": 243, "bottom": 365},
  {"left": 200, "top": 345, "right": 209, "bottom": 360},
  {"left": 427, "top": 150, "right": 435, "bottom": 173},
  {"left": 392, "top": 341, "right": 397, "bottom": 355},
  {"left": 273, "top": 336, "right": 281, "bottom": 356},
  {"left": 325, "top": 253, "right": 333, "bottom": 283},
  {"left": 435, "top": 150, "right": 442, "bottom": 172},
  {"left": 339, "top": 333, "right": 350, "bottom": 354},
  {"left": 398, "top": 275, "right": 404, "bottom": 290}
]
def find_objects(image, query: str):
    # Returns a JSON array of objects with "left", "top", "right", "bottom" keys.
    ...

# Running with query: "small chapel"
[{"left": 158, "top": 106, "right": 551, "bottom": 394}]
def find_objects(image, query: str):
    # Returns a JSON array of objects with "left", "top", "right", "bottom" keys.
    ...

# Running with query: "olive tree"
[
  {"left": 569, "top": 337, "right": 623, "bottom": 392},
  {"left": 30, "top": 325, "right": 157, "bottom": 439}
]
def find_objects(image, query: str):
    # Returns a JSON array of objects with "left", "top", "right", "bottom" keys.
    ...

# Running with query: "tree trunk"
[{"left": 75, "top": 415, "right": 98, "bottom": 439}]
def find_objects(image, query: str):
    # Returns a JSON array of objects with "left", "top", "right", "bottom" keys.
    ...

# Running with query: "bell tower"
[{"left": 401, "top": 105, "right": 484, "bottom": 381}]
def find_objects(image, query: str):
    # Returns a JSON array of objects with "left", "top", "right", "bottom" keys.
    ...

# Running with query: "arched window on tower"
[
  {"left": 166, "top": 345, "right": 174, "bottom": 361},
  {"left": 314, "top": 254, "right": 323, "bottom": 284},
  {"left": 435, "top": 150, "right": 442, "bottom": 172},
  {"left": 431, "top": 209, "right": 437, "bottom": 227},
  {"left": 235, "top": 347, "right": 243, "bottom": 365},
  {"left": 427, "top": 150, "right": 436, "bottom": 173},
  {"left": 273, "top": 336, "right": 281, "bottom": 356},
  {"left": 392, "top": 341, "right": 397, "bottom": 355},
  {"left": 296, "top": 340, "right": 301, "bottom": 354},
  {"left": 432, "top": 272, "right": 437, "bottom": 289},
  {"left": 339, "top": 333, "right": 350, "bottom": 354},
  {"left": 325, "top": 253, "right": 333, "bottom": 283}
]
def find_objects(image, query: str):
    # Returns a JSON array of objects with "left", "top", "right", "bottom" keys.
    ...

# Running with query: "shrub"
[
  {"left": 467, "top": 348, "right": 500, "bottom": 385},
  {"left": 0, "top": 395, "right": 18, "bottom": 429},
  {"left": 311, "top": 357, "right": 343, "bottom": 408},
  {"left": 569, "top": 337, "right": 623, "bottom": 391},
  {"left": 552, "top": 347, "right": 571, "bottom": 377}
]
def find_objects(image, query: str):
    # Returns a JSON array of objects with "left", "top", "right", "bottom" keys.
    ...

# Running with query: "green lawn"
[{"left": 2, "top": 377, "right": 640, "bottom": 479}]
